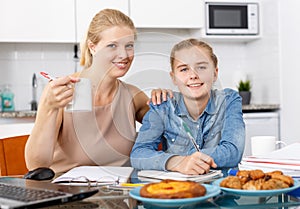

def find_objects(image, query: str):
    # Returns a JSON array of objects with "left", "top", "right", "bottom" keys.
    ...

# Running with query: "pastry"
[
  {"left": 140, "top": 179, "right": 206, "bottom": 199},
  {"left": 267, "top": 172, "right": 294, "bottom": 186},
  {"left": 242, "top": 178, "right": 265, "bottom": 190},
  {"left": 220, "top": 169, "right": 294, "bottom": 190},
  {"left": 220, "top": 176, "right": 242, "bottom": 189},
  {"left": 236, "top": 170, "right": 251, "bottom": 184}
]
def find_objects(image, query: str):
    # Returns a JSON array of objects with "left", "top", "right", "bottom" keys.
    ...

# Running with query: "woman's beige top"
[{"left": 51, "top": 80, "right": 137, "bottom": 173}]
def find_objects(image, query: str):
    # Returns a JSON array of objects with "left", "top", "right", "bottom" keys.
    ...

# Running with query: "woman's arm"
[
  {"left": 133, "top": 90, "right": 150, "bottom": 124},
  {"left": 25, "top": 76, "right": 79, "bottom": 170}
]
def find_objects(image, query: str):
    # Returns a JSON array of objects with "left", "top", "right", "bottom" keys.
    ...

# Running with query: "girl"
[{"left": 131, "top": 39, "right": 245, "bottom": 175}]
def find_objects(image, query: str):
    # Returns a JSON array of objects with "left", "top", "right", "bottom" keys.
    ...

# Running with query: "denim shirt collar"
[{"left": 172, "top": 90, "right": 218, "bottom": 118}]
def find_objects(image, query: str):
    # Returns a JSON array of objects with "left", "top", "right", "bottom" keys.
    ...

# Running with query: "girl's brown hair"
[
  {"left": 80, "top": 9, "right": 136, "bottom": 68},
  {"left": 170, "top": 38, "right": 218, "bottom": 70}
]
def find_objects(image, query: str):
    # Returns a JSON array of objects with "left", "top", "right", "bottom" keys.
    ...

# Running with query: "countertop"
[
  {"left": 0, "top": 110, "right": 37, "bottom": 118},
  {"left": 242, "top": 104, "right": 280, "bottom": 113},
  {"left": 0, "top": 104, "right": 280, "bottom": 118},
  {"left": 0, "top": 104, "right": 279, "bottom": 139}
]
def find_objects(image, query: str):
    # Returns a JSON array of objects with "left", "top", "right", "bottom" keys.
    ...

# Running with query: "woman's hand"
[
  {"left": 40, "top": 76, "right": 80, "bottom": 111},
  {"left": 166, "top": 152, "right": 217, "bottom": 175},
  {"left": 148, "top": 88, "right": 174, "bottom": 105}
]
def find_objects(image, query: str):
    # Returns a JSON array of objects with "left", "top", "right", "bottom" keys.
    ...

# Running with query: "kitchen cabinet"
[
  {"left": 0, "top": 117, "right": 35, "bottom": 125},
  {"left": 0, "top": 0, "right": 129, "bottom": 43},
  {"left": 129, "top": 0, "right": 204, "bottom": 28},
  {"left": 0, "top": 123, "right": 34, "bottom": 139},
  {"left": 0, "top": 0, "right": 75, "bottom": 43},
  {"left": 0, "top": 0, "right": 205, "bottom": 43},
  {"left": 243, "top": 112, "right": 280, "bottom": 157},
  {"left": 76, "top": 0, "right": 129, "bottom": 43}
]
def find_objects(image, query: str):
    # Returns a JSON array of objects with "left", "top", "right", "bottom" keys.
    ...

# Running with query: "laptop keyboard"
[{"left": 0, "top": 183, "right": 67, "bottom": 202}]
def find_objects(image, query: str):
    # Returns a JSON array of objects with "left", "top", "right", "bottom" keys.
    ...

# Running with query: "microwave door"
[{"left": 205, "top": 3, "right": 259, "bottom": 35}]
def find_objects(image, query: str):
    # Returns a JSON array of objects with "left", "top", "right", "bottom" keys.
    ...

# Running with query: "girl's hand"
[
  {"left": 148, "top": 88, "right": 174, "bottom": 105},
  {"left": 166, "top": 152, "right": 217, "bottom": 175},
  {"left": 41, "top": 76, "right": 80, "bottom": 110}
]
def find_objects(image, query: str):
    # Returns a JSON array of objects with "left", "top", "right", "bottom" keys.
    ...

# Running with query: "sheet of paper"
[
  {"left": 242, "top": 157, "right": 300, "bottom": 166},
  {"left": 248, "top": 142, "right": 300, "bottom": 160},
  {"left": 240, "top": 160, "right": 300, "bottom": 171},
  {"left": 239, "top": 162, "right": 300, "bottom": 178},
  {"left": 242, "top": 143, "right": 300, "bottom": 170},
  {"left": 52, "top": 166, "right": 134, "bottom": 185}
]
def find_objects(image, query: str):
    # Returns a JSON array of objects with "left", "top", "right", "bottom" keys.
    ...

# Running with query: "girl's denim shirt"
[{"left": 130, "top": 88, "right": 245, "bottom": 172}]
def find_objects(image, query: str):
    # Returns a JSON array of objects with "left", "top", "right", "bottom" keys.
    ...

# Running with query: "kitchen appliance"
[
  {"left": 205, "top": 1, "right": 259, "bottom": 35},
  {"left": 31, "top": 73, "right": 38, "bottom": 111}
]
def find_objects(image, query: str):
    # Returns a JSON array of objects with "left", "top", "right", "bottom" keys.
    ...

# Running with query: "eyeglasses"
[{"left": 53, "top": 175, "right": 120, "bottom": 187}]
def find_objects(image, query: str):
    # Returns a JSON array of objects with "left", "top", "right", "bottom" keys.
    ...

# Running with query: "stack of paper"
[
  {"left": 239, "top": 143, "right": 300, "bottom": 178},
  {"left": 52, "top": 166, "right": 134, "bottom": 186},
  {"left": 138, "top": 169, "right": 223, "bottom": 183}
]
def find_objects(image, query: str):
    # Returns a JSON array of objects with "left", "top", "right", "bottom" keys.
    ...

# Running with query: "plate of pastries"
[
  {"left": 213, "top": 169, "right": 300, "bottom": 196},
  {"left": 129, "top": 179, "right": 220, "bottom": 207}
]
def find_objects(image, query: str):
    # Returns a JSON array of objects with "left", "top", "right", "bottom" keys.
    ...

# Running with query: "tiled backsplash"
[
  {"left": 0, "top": 29, "right": 280, "bottom": 110},
  {"left": 0, "top": 43, "right": 78, "bottom": 110}
]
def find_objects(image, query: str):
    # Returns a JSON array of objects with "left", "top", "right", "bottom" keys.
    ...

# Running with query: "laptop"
[{"left": 0, "top": 177, "right": 98, "bottom": 209}]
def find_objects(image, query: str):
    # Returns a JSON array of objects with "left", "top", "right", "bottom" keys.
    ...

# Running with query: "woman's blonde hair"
[
  {"left": 80, "top": 9, "right": 136, "bottom": 68},
  {"left": 170, "top": 38, "right": 218, "bottom": 70}
]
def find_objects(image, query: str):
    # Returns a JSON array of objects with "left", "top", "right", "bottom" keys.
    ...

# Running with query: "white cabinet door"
[
  {"left": 129, "top": 0, "right": 204, "bottom": 28},
  {"left": 0, "top": 0, "right": 75, "bottom": 43},
  {"left": 76, "top": 0, "right": 129, "bottom": 43},
  {"left": 243, "top": 112, "right": 280, "bottom": 157}
]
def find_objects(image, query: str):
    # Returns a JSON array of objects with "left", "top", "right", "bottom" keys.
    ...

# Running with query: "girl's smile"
[{"left": 170, "top": 46, "right": 218, "bottom": 101}]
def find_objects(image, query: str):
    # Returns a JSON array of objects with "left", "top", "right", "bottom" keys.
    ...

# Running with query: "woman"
[
  {"left": 131, "top": 39, "right": 245, "bottom": 175},
  {"left": 25, "top": 9, "right": 150, "bottom": 173}
]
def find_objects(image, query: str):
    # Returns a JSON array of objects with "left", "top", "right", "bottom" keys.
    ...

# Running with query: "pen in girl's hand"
[
  {"left": 40, "top": 71, "right": 56, "bottom": 81},
  {"left": 182, "top": 120, "right": 200, "bottom": 152}
]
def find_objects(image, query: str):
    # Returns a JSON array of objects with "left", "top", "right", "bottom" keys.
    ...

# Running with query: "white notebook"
[
  {"left": 138, "top": 169, "right": 223, "bottom": 182},
  {"left": 241, "top": 143, "right": 300, "bottom": 169},
  {"left": 52, "top": 166, "right": 134, "bottom": 186},
  {"left": 239, "top": 143, "right": 300, "bottom": 178}
]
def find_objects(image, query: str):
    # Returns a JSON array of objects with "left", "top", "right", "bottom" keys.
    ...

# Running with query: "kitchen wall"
[
  {"left": 0, "top": 43, "right": 77, "bottom": 110},
  {"left": 0, "top": 0, "right": 280, "bottom": 111},
  {"left": 0, "top": 39, "right": 253, "bottom": 111},
  {"left": 278, "top": 0, "right": 300, "bottom": 144},
  {"left": 244, "top": 0, "right": 280, "bottom": 104}
]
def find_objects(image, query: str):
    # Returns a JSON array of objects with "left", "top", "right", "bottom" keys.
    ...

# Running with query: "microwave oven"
[{"left": 205, "top": 2, "right": 259, "bottom": 35}]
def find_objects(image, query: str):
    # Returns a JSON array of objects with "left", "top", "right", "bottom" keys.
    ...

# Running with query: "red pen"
[{"left": 40, "top": 71, "right": 56, "bottom": 81}]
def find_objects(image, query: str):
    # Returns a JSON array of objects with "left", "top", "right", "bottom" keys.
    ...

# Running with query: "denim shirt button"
[
  {"left": 197, "top": 125, "right": 200, "bottom": 128},
  {"left": 171, "top": 138, "right": 175, "bottom": 142}
]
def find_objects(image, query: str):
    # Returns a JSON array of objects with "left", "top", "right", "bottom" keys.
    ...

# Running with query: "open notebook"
[
  {"left": 52, "top": 166, "right": 134, "bottom": 186},
  {"left": 0, "top": 177, "right": 98, "bottom": 209},
  {"left": 138, "top": 169, "right": 223, "bottom": 182}
]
